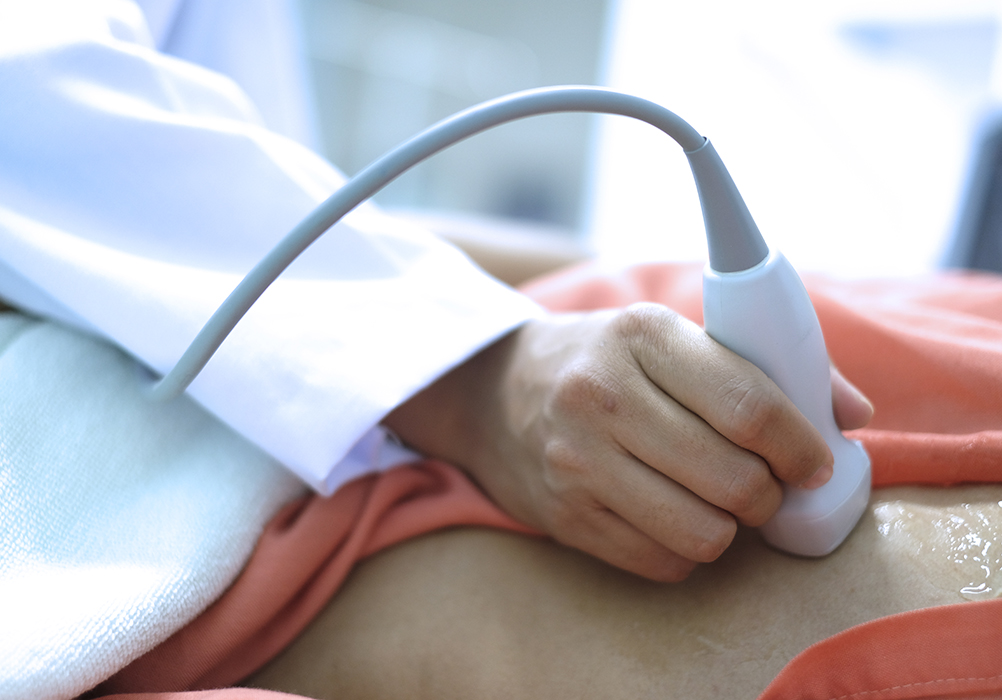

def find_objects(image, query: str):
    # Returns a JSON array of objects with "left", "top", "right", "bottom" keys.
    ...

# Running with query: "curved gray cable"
[{"left": 148, "top": 85, "right": 706, "bottom": 401}]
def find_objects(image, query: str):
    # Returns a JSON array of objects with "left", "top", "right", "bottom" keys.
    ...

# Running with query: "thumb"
[{"left": 830, "top": 365, "right": 874, "bottom": 430}]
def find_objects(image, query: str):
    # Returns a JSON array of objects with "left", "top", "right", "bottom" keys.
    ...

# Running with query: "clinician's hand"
[{"left": 384, "top": 304, "right": 874, "bottom": 582}]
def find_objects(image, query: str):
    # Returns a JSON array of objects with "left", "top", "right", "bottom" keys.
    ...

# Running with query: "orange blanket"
[{"left": 92, "top": 262, "right": 1002, "bottom": 700}]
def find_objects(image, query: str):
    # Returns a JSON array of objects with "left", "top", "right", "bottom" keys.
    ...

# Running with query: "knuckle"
[
  {"left": 689, "top": 517, "right": 737, "bottom": 563},
  {"left": 639, "top": 503, "right": 737, "bottom": 566},
  {"left": 539, "top": 439, "right": 604, "bottom": 513},
  {"left": 719, "top": 463, "right": 774, "bottom": 517},
  {"left": 541, "top": 438, "right": 589, "bottom": 482},
  {"left": 553, "top": 363, "right": 626, "bottom": 418},
  {"left": 716, "top": 377, "right": 783, "bottom": 447},
  {"left": 610, "top": 303, "right": 678, "bottom": 345},
  {"left": 609, "top": 539, "right": 700, "bottom": 583},
  {"left": 648, "top": 556, "right": 699, "bottom": 583},
  {"left": 608, "top": 303, "right": 690, "bottom": 382}
]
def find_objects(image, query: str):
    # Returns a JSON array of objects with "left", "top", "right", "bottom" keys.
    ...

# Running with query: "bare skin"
[
  {"left": 247, "top": 485, "right": 1000, "bottom": 700},
  {"left": 385, "top": 304, "right": 873, "bottom": 582}
]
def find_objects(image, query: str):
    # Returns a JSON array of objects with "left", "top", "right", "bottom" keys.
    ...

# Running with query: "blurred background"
[
  {"left": 294, "top": 0, "right": 1002, "bottom": 277},
  {"left": 297, "top": 0, "right": 609, "bottom": 233}
]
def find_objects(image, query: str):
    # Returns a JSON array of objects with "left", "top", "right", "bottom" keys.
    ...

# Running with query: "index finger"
[{"left": 617, "top": 304, "right": 833, "bottom": 486}]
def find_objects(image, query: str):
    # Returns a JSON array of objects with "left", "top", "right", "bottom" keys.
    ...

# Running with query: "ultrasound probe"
[{"left": 149, "top": 86, "right": 872, "bottom": 556}]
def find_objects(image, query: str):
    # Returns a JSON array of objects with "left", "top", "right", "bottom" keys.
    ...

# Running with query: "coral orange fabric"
[
  {"left": 758, "top": 600, "right": 1002, "bottom": 700},
  {"left": 91, "top": 262, "right": 1002, "bottom": 700}
]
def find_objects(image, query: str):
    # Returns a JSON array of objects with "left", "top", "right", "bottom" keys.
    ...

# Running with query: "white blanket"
[{"left": 0, "top": 312, "right": 305, "bottom": 700}]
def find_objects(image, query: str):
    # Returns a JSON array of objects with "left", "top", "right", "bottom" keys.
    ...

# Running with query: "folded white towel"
[{"left": 0, "top": 313, "right": 305, "bottom": 700}]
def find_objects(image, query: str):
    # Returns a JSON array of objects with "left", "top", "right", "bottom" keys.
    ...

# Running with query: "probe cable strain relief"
[{"left": 685, "top": 138, "right": 769, "bottom": 273}]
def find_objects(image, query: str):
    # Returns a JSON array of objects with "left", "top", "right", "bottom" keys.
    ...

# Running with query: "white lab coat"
[{"left": 0, "top": 0, "right": 542, "bottom": 495}]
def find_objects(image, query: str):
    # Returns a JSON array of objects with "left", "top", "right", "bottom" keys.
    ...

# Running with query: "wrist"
[{"left": 382, "top": 326, "right": 521, "bottom": 471}]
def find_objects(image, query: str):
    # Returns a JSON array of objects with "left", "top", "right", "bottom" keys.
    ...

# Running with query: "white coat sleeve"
[{"left": 0, "top": 0, "right": 544, "bottom": 495}]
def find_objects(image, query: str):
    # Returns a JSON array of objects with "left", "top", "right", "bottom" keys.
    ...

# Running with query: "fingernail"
[
  {"left": 842, "top": 372, "right": 875, "bottom": 417},
  {"left": 801, "top": 462, "right": 833, "bottom": 489},
  {"left": 849, "top": 381, "right": 874, "bottom": 412}
]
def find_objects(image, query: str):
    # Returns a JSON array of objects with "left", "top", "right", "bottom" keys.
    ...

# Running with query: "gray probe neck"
[{"left": 686, "top": 139, "right": 769, "bottom": 273}]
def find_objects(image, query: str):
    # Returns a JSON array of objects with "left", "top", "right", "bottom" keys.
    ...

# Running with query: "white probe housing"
[
  {"left": 703, "top": 252, "right": 871, "bottom": 556},
  {"left": 688, "top": 139, "right": 871, "bottom": 557}
]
